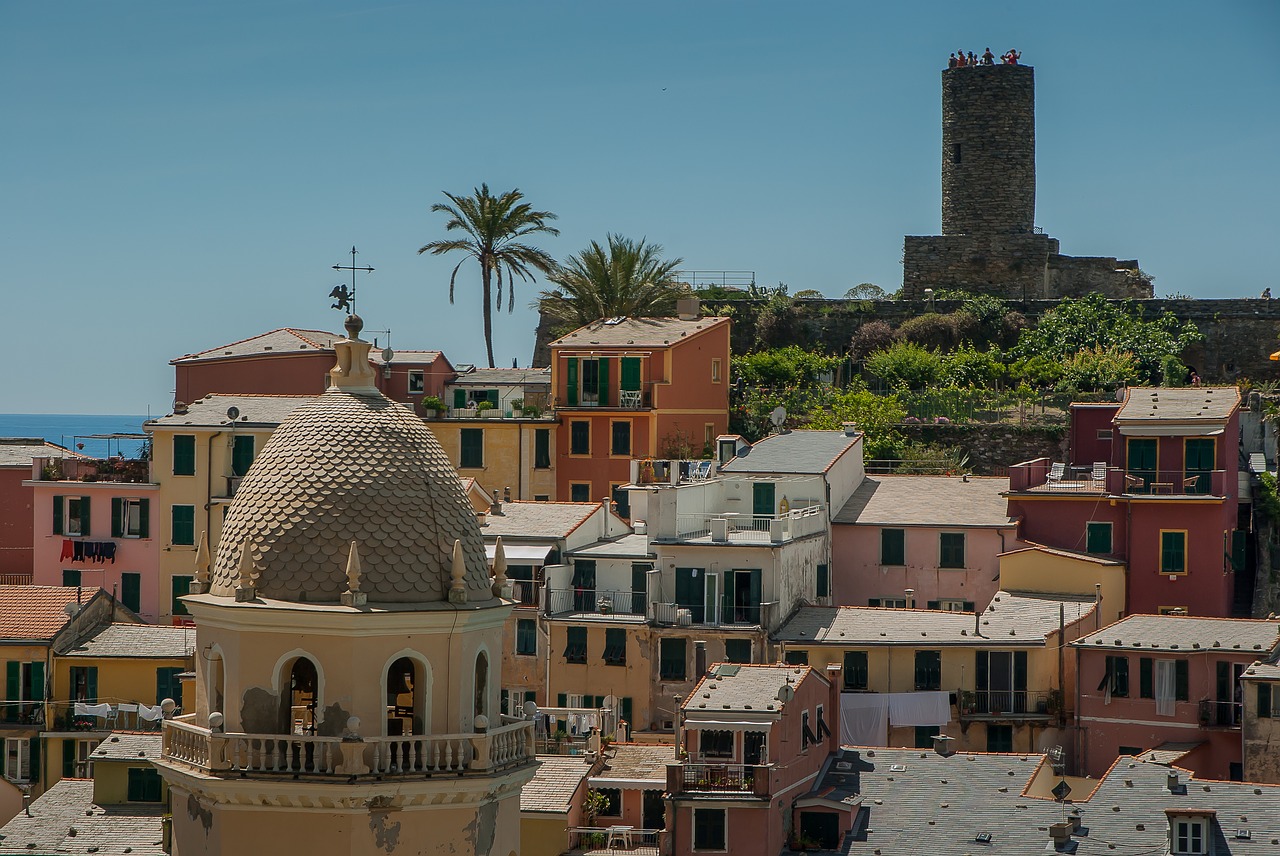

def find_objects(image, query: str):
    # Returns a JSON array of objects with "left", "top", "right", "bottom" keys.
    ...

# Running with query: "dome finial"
[
  {"left": 234, "top": 542, "right": 259, "bottom": 602},
  {"left": 341, "top": 541, "right": 368, "bottom": 606},
  {"left": 449, "top": 539, "right": 468, "bottom": 604},
  {"left": 191, "top": 530, "right": 211, "bottom": 593},
  {"left": 491, "top": 536, "right": 508, "bottom": 597},
  {"left": 328, "top": 315, "right": 378, "bottom": 391}
]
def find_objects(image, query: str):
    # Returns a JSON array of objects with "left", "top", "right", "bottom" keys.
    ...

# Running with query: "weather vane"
[{"left": 329, "top": 246, "right": 375, "bottom": 315}]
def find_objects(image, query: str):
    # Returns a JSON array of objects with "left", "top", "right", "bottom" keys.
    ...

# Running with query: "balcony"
[
  {"left": 0, "top": 701, "right": 43, "bottom": 728},
  {"left": 566, "top": 827, "right": 662, "bottom": 856},
  {"left": 558, "top": 383, "right": 654, "bottom": 412},
  {"left": 509, "top": 579, "right": 541, "bottom": 608},
  {"left": 0, "top": 574, "right": 33, "bottom": 586},
  {"left": 1198, "top": 699, "right": 1242, "bottom": 729},
  {"left": 666, "top": 762, "right": 771, "bottom": 798},
  {"left": 34, "top": 456, "right": 153, "bottom": 484},
  {"left": 161, "top": 717, "right": 536, "bottom": 779},
  {"left": 650, "top": 601, "right": 773, "bottom": 629},
  {"left": 546, "top": 588, "right": 647, "bottom": 621},
  {"left": 1008, "top": 458, "right": 1225, "bottom": 498},
  {"left": 659, "top": 505, "right": 826, "bottom": 545},
  {"left": 958, "top": 689, "right": 1061, "bottom": 722}
]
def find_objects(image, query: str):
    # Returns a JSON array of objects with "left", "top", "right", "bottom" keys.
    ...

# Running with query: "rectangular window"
[
  {"left": 408, "top": 370, "right": 425, "bottom": 394},
  {"left": 111, "top": 498, "right": 149, "bottom": 539},
  {"left": 156, "top": 667, "right": 183, "bottom": 707},
  {"left": 784, "top": 650, "right": 809, "bottom": 666},
  {"left": 870, "top": 597, "right": 907, "bottom": 608},
  {"left": 880, "top": 529, "right": 906, "bottom": 565},
  {"left": 1100, "top": 655, "right": 1129, "bottom": 697},
  {"left": 693, "top": 808, "right": 726, "bottom": 851},
  {"left": 724, "top": 638, "right": 752, "bottom": 664},
  {"left": 914, "top": 725, "right": 941, "bottom": 748},
  {"left": 62, "top": 569, "right": 81, "bottom": 587},
  {"left": 171, "top": 505, "right": 195, "bottom": 546},
  {"left": 570, "top": 483, "right": 591, "bottom": 503},
  {"left": 460, "top": 428, "right": 484, "bottom": 469},
  {"left": 660, "top": 638, "right": 687, "bottom": 681},
  {"left": 570, "top": 421, "right": 590, "bottom": 455},
  {"left": 699, "top": 730, "right": 733, "bottom": 759},
  {"left": 816, "top": 563, "right": 829, "bottom": 598},
  {"left": 1096, "top": 429, "right": 1112, "bottom": 441},
  {"left": 1175, "top": 659, "right": 1189, "bottom": 701},
  {"left": 611, "top": 421, "right": 631, "bottom": 456},
  {"left": 4, "top": 738, "right": 31, "bottom": 782},
  {"left": 69, "top": 666, "right": 98, "bottom": 703},
  {"left": 843, "top": 651, "right": 868, "bottom": 690},
  {"left": 55, "top": 496, "right": 91, "bottom": 537},
  {"left": 711, "top": 358, "right": 721, "bottom": 383},
  {"left": 914, "top": 650, "right": 942, "bottom": 690},
  {"left": 1160, "top": 530, "right": 1187, "bottom": 574},
  {"left": 516, "top": 619, "right": 537, "bottom": 656},
  {"left": 939, "top": 533, "right": 965, "bottom": 568},
  {"left": 801, "top": 709, "right": 818, "bottom": 748},
  {"left": 534, "top": 429, "right": 551, "bottom": 469},
  {"left": 1139, "top": 657, "right": 1154, "bottom": 699},
  {"left": 127, "top": 767, "right": 163, "bottom": 802},
  {"left": 172, "top": 576, "right": 192, "bottom": 616},
  {"left": 1258, "top": 683, "right": 1274, "bottom": 718},
  {"left": 929, "top": 599, "right": 973, "bottom": 612},
  {"left": 1174, "top": 820, "right": 1205, "bottom": 855},
  {"left": 231, "top": 435, "right": 255, "bottom": 477},
  {"left": 121, "top": 572, "right": 141, "bottom": 613},
  {"left": 564, "top": 627, "right": 587, "bottom": 664},
  {"left": 1086, "top": 521, "right": 1112, "bottom": 555},
  {"left": 603, "top": 628, "right": 627, "bottom": 666},
  {"left": 986, "top": 724, "right": 1013, "bottom": 753},
  {"left": 595, "top": 787, "right": 621, "bottom": 817},
  {"left": 1184, "top": 438, "right": 1215, "bottom": 495},
  {"left": 172, "top": 435, "right": 196, "bottom": 476}
]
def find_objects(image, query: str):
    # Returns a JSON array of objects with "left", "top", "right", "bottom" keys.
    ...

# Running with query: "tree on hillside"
[
  {"left": 418, "top": 184, "right": 559, "bottom": 368},
  {"left": 536, "top": 234, "right": 685, "bottom": 329},
  {"left": 844, "top": 283, "right": 887, "bottom": 299}
]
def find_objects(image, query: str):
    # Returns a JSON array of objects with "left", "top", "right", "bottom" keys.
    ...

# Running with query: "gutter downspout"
[
  {"left": 1058, "top": 603, "right": 1065, "bottom": 726},
  {"left": 204, "top": 431, "right": 224, "bottom": 548}
]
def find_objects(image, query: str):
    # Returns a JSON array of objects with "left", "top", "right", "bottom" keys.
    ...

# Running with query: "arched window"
[
  {"left": 282, "top": 657, "right": 319, "bottom": 735},
  {"left": 386, "top": 657, "right": 422, "bottom": 736},
  {"left": 207, "top": 649, "right": 225, "bottom": 715},
  {"left": 473, "top": 652, "right": 489, "bottom": 720}
]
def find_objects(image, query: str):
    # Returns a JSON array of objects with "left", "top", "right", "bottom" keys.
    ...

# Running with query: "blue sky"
[{"left": 3, "top": 1, "right": 1277, "bottom": 414}]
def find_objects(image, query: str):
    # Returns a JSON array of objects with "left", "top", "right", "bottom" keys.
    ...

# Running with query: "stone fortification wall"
[
  {"left": 1046, "top": 255, "right": 1150, "bottom": 299},
  {"left": 942, "top": 64, "right": 1036, "bottom": 236},
  {"left": 903, "top": 233, "right": 1058, "bottom": 300},
  {"left": 896, "top": 421, "right": 1067, "bottom": 476}
]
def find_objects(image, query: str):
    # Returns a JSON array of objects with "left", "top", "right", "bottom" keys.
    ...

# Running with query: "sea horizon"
[{"left": 0, "top": 413, "right": 151, "bottom": 457}]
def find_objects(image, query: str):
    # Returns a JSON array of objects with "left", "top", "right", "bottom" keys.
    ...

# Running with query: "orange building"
[{"left": 549, "top": 311, "right": 730, "bottom": 509}]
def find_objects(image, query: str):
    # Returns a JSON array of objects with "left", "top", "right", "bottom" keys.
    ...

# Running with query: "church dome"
[{"left": 208, "top": 322, "right": 492, "bottom": 604}]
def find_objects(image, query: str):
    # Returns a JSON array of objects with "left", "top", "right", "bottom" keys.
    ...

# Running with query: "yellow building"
[
  {"left": 999, "top": 543, "right": 1127, "bottom": 626},
  {"left": 145, "top": 394, "right": 312, "bottom": 624},
  {"left": 41, "top": 623, "right": 193, "bottom": 791},
  {"left": 774, "top": 591, "right": 1097, "bottom": 754},
  {"left": 431, "top": 414, "right": 559, "bottom": 501}
]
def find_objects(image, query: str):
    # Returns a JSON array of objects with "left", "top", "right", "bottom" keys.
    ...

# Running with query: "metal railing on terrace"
[
  {"left": 1199, "top": 699, "right": 1243, "bottom": 729},
  {"left": 673, "top": 271, "right": 756, "bottom": 290},
  {"left": 957, "top": 689, "right": 1060, "bottom": 720},
  {"left": 566, "top": 827, "right": 662, "bottom": 854},
  {"left": 0, "top": 701, "right": 43, "bottom": 727},
  {"left": 34, "top": 456, "right": 152, "bottom": 484},
  {"left": 666, "top": 504, "right": 826, "bottom": 544},
  {"left": 508, "top": 579, "right": 541, "bottom": 607},
  {"left": 546, "top": 588, "right": 646, "bottom": 618},
  {"left": 1008, "top": 459, "right": 1226, "bottom": 497},
  {"left": 667, "top": 762, "right": 770, "bottom": 796}
]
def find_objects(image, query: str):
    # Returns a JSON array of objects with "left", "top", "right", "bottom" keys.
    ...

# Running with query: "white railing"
[
  {"left": 671, "top": 505, "right": 826, "bottom": 543},
  {"left": 161, "top": 719, "right": 535, "bottom": 778}
]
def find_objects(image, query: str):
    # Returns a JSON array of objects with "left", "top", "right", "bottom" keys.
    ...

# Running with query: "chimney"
[
  {"left": 841, "top": 421, "right": 858, "bottom": 437},
  {"left": 677, "top": 298, "right": 701, "bottom": 321},
  {"left": 932, "top": 734, "right": 956, "bottom": 757},
  {"left": 477, "top": 511, "right": 487, "bottom": 527},
  {"left": 503, "top": 486, "right": 512, "bottom": 503},
  {"left": 694, "top": 640, "right": 708, "bottom": 678},
  {"left": 1167, "top": 772, "right": 1179, "bottom": 791},
  {"left": 1048, "top": 822, "right": 1072, "bottom": 846},
  {"left": 490, "top": 489, "right": 503, "bottom": 516}
]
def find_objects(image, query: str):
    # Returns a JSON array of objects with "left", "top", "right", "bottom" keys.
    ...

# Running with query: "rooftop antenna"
[{"left": 329, "top": 245, "right": 375, "bottom": 315}]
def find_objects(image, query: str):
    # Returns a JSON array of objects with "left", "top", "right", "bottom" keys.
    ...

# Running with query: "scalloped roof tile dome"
[{"left": 209, "top": 328, "right": 491, "bottom": 604}]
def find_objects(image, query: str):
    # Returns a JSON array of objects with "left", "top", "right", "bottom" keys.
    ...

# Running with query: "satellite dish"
[
  {"left": 64, "top": 602, "right": 82, "bottom": 617},
  {"left": 226, "top": 406, "right": 240, "bottom": 421},
  {"left": 770, "top": 406, "right": 787, "bottom": 428},
  {"left": 382, "top": 346, "right": 394, "bottom": 363},
  {"left": 522, "top": 700, "right": 539, "bottom": 718},
  {"left": 776, "top": 684, "right": 794, "bottom": 703}
]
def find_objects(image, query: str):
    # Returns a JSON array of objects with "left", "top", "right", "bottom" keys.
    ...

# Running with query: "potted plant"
[
  {"left": 420, "top": 395, "right": 444, "bottom": 418},
  {"left": 510, "top": 398, "right": 524, "bottom": 418},
  {"left": 522, "top": 404, "right": 542, "bottom": 419},
  {"left": 477, "top": 400, "right": 497, "bottom": 418}
]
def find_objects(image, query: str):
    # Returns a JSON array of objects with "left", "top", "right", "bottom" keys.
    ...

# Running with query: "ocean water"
[{"left": 0, "top": 414, "right": 150, "bottom": 457}]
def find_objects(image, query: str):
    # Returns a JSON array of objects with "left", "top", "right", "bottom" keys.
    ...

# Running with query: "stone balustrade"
[{"left": 162, "top": 718, "right": 536, "bottom": 779}]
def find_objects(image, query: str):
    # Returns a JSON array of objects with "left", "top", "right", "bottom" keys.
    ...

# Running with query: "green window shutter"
[
  {"left": 31, "top": 662, "right": 43, "bottom": 703},
  {"left": 5, "top": 661, "right": 19, "bottom": 716},
  {"left": 460, "top": 429, "right": 484, "bottom": 468},
  {"left": 881, "top": 529, "right": 905, "bottom": 565},
  {"left": 173, "top": 435, "right": 196, "bottom": 476},
  {"left": 232, "top": 435, "right": 255, "bottom": 477},
  {"left": 139, "top": 499, "right": 149, "bottom": 538},
  {"left": 843, "top": 651, "right": 868, "bottom": 689},
  {"left": 128, "top": 768, "right": 143, "bottom": 801},
  {"left": 86, "top": 667, "right": 98, "bottom": 704},
  {"left": 1113, "top": 657, "right": 1129, "bottom": 697},
  {"left": 927, "top": 600, "right": 940, "bottom": 610},
  {"left": 1258, "top": 684, "right": 1273, "bottom": 719},
  {"left": 867, "top": 598, "right": 881, "bottom": 607},
  {"left": 1086, "top": 522, "right": 1111, "bottom": 554},
  {"left": 63, "top": 569, "right": 82, "bottom": 587},
  {"left": 172, "top": 576, "right": 192, "bottom": 616},
  {"left": 111, "top": 498, "right": 123, "bottom": 538},
  {"left": 940, "top": 533, "right": 965, "bottom": 568},
  {"left": 1139, "top": 658, "right": 1154, "bottom": 698},
  {"left": 453, "top": 389, "right": 467, "bottom": 409},
  {"left": 816, "top": 563, "right": 829, "bottom": 598},
  {"left": 1161, "top": 532, "right": 1186, "bottom": 573},
  {"left": 975, "top": 650, "right": 989, "bottom": 691},
  {"left": 1175, "top": 659, "right": 1189, "bottom": 701},
  {"left": 784, "top": 650, "right": 808, "bottom": 666},
  {"left": 172, "top": 506, "right": 195, "bottom": 546},
  {"left": 565, "top": 358, "right": 579, "bottom": 406},
  {"left": 53, "top": 495, "right": 63, "bottom": 535},
  {"left": 121, "top": 573, "right": 141, "bottom": 613},
  {"left": 598, "top": 358, "right": 610, "bottom": 406},
  {"left": 63, "top": 739, "right": 76, "bottom": 779},
  {"left": 620, "top": 357, "right": 641, "bottom": 391},
  {"left": 1013, "top": 651, "right": 1028, "bottom": 692},
  {"left": 156, "top": 668, "right": 183, "bottom": 707},
  {"left": 557, "top": 693, "right": 567, "bottom": 707},
  {"left": 963, "top": 601, "right": 975, "bottom": 611},
  {"left": 80, "top": 497, "right": 91, "bottom": 537},
  {"left": 535, "top": 429, "right": 551, "bottom": 469}
]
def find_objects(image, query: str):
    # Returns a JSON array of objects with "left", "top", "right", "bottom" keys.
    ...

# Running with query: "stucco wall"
[
  {"left": 0, "top": 468, "right": 33, "bottom": 577},
  {"left": 433, "top": 418, "right": 559, "bottom": 501},
  {"left": 1242, "top": 679, "right": 1280, "bottom": 784}
]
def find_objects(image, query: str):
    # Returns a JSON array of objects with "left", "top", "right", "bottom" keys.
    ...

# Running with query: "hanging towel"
[
  {"left": 839, "top": 693, "right": 889, "bottom": 747},
  {"left": 73, "top": 541, "right": 85, "bottom": 562},
  {"left": 74, "top": 702, "right": 113, "bottom": 718},
  {"left": 101, "top": 542, "right": 117, "bottom": 564},
  {"left": 887, "top": 691, "right": 952, "bottom": 727},
  {"left": 137, "top": 704, "right": 164, "bottom": 722},
  {"left": 60, "top": 540, "right": 74, "bottom": 560}
]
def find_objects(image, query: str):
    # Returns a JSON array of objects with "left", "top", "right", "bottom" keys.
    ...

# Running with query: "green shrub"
[
  {"left": 849, "top": 320, "right": 896, "bottom": 361},
  {"left": 865, "top": 341, "right": 942, "bottom": 389},
  {"left": 940, "top": 345, "right": 1006, "bottom": 387},
  {"left": 1057, "top": 345, "right": 1142, "bottom": 392}
]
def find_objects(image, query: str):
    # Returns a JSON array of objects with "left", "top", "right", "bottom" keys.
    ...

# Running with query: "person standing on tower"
[
  {"left": 982, "top": 47, "right": 995, "bottom": 65},
  {"left": 949, "top": 52, "right": 958, "bottom": 68},
  {"left": 968, "top": 51, "right": 978, "bottom": 66},
  {"left": 956, "top": 50, "right": 967, "bottom": 67}
]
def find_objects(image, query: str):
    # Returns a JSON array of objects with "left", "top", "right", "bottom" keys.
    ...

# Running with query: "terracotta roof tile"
[
  {"left": 551, "top": 316, "right": 729, "bottom": 349},
  {"left": 0, "top": 585, "right": 90, "bottom": 640}
]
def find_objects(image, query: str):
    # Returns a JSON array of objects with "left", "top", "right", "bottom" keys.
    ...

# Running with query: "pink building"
[
  {"left": 1072, "top": 614, "right": 1280, "bottom": 780},
  {"left": 0, "top": 440, "right": 81, "bottom": 582},
  {"left": 832, "top": 475, "right": 1019, "bottom": 611},
  {"left": 665, "top": 663, "right": 852, "bottom": 856},
  {"left": 25, "top": 456, "right": 159, "bottom": 620},
  {"left": 1008, "top": 387, "right": 1244, "bottom": 617}
]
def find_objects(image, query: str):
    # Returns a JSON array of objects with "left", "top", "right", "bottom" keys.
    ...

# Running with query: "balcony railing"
[
  {"left": 1008, "top": 458, "right": 1225, "bottom": 497},
  {"left": 958, "top": 689, "right": 1060, "bottom": 720},
  {"left": 0, "top": 574, "right": 33, "bottom": 586},
  {"left": 508, "top": 579, "right": 541, "bottom": 607},
  {"left": 547, "top": 588, "right": 646, "bottom": 618},
  {"left": 1199, "top": 699, "right": 1243, "bottom": 729},
  {"left": 667, "top": 763, "right": 770, "bottom": 797},
  {"left": 0, "top": 701, "right": 43, "bottom": 727},
  {"left": 650, "top": 600, "right": 775, "bottom": 629},
  {"left": 162, "top": 717, "right": 536, "bottom": 778},
  {"left": 664, "top": 505, "right": 826, "bottom": 544},
  {"left": 566, "top": 827, "right": 662, "bottom": 854},
  {"left": 34, "top": 456, "right": 152, "bottom": 484}
]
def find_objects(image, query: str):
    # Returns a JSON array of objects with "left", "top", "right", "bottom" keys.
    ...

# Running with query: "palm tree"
[
  {"left": 418, "top": 184, "right": 559, "bottom": 368},
  {"left": 537, "top": 234, "right": 686, "bottom": 329}
]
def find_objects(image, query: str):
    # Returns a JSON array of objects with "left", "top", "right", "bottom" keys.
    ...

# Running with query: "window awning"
[
  {"left": 484, "top": 543, "right": 553, "bottom": 563},
  {"left": 680, "top": 719, "right": 774, "bottom": 732},
  {"left": 1116, "top": 425, "right": 1224, "bottom": 437}
]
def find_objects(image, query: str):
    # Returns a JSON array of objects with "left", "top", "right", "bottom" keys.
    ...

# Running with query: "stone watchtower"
[
  {"left": 941, "top": 64, "right": 1036, "bottom": 237},
  {"left": 903, "top": 62, "right": 1150, "bottom": 301}
]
